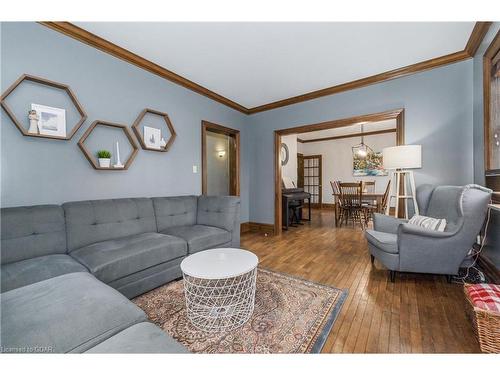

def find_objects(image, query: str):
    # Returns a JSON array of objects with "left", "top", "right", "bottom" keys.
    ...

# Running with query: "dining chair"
[
  {"left": 361, "top": 180, "right": 377, "bottom": 217},
  {"left": 363, "top": 180, "right": 391, "bottom": 225},
  {"left": 380, "top": 180, "right": 391, "bottom": 214},
  {"left": 362, "top": 181, "right": 376, "bottom": 193},
  {"left": 330, "top": 181, "right": 341, "bottom": 226},
  {"left": 338, "top": 182, "right": 365, "bottom": 228}
]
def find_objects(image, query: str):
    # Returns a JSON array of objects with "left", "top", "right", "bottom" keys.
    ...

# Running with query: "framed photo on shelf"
[
  {"left": 144, "top": 126, "right": 162, "bottom": 149},
  {"left": 31, "top": 103, "right": 66, "bottom": 137}
]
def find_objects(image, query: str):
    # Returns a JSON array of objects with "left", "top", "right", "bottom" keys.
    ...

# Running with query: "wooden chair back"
[
  {"left": 362, "top": 180, "right": 376, "bottom": 193},
  {"left": 381, "top": 180, "right": 391, "bottom": 213},
  {"left": 330, "top": 180, "right": 340, "bottom": 195},
  {"left": 330, "top": 180, "right": 341, "bottom": 208},
  {"left": 339, "top": 182, "right": 363, "bottom": 207}
]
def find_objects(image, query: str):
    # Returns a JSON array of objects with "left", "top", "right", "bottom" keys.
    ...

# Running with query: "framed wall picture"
[
  {"left": 143, "top": 126, "right": 162, "bottom": 149},
  {"left": 31, "top": 103, "right": 66, "bottom": 137},
  {"left": 353, "top": 151, "right": 388, "bottom": 176}
]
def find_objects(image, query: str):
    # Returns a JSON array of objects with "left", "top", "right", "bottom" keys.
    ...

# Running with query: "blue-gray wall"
[
  {"left": 0, "top": 22, "right": 482, "bottom": 227},
  {"left": 248, "top": 61, "right": 474, "bottom": 224},
  {"left": 0, "top": 22, "right": 251, "bottom": 223},
  {"left": 473, "top": 22, "right": 500, "bottom": 185}
]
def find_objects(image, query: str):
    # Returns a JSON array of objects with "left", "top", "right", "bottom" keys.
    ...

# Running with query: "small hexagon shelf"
[
  {"left": 78, "top": 120, "right": 139, "bottom": 170},
  {"left": 0, "top": 74, "right": 87, "bottom": 140},
  {"left": 132, "top": 108, "right": 177, "bottom": 152}
]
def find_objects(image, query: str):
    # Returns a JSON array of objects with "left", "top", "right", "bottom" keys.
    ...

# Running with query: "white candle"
[{"left": 114, "top": 141, "right": 124, "bottom": 168}]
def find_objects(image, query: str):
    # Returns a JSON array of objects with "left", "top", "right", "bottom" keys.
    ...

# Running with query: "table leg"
[
  {"left": 308, "top": 198, "right": 311, "bottom": 221},
  {"left": 334, "top": 199, "right": 339, "bottom": 227},
  {"left": 284, "top": 197, "right": 289, "bottom": 230}
]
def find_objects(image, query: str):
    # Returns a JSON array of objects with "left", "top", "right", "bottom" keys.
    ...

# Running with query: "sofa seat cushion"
[
  {"left": 0, "top": 272, "right": 146, "bottom": 353},
  {"left": 160, "top": 225, "right": 231, "bottom": 254},
  {"left": 70, "top": 232, "right": 187, "bottom": 284},
  {"left": 365, "top": 230, "right": 398, "bottom": 254},
  {"left": 1, "top": 254, "right": 88, "bottom": 293},
  {"left": 85, "top": 322, "right": 189, "bottom": 353}
]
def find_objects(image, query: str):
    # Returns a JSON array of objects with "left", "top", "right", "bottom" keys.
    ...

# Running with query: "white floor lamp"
[{"left": 382, "top": 145, "right": 422, "bottom": 219}]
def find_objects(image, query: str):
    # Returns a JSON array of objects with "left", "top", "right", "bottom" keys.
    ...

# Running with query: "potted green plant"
[{"left": 97, "top": 150, "right": 112, "bottom": 168}]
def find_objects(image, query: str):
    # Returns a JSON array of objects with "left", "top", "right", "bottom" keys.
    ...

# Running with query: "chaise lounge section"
[{"left": 0, "top": 195, "right": 240, "bottom": 353}]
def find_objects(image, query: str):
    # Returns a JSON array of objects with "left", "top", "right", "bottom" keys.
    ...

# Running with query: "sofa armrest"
[
  {"left": 397, "top": 223, "right": 466, "bottom": 275},
  {"left": 373, "top": 213, "right": 407, "bottom": 234},
  {"left": 197, "top": 196, "right": 241, "bottom": 247}
]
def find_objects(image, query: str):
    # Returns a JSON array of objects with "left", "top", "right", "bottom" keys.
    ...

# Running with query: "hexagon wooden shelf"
[
  {"left": 78, "top": 120, "right": 139, "bottom": 171},
  {"left": 0, "top": 74, "right": 87, "bottom": 140},
  {"left": 132, "top": 108, "right": 177, "bottom": 152}
]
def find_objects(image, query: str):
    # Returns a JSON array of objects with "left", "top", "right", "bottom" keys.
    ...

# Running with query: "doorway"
[
  {"left": 202, "top": 121, "right": 240, "bottom": 196},
  {"left": 274, "top": 108, "right": 405, "bottom": 235}
]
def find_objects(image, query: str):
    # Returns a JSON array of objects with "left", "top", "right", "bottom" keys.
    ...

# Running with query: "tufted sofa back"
[
  {"left": 63, "top": 198, "right": 157, "bottom": 252},
  {"left": 1, "top": 205, "right": 67, "bottom": 264},
  {"left": 152, "top": 196, "right": 198, "bottom": 232},
  {"left": 197, "top": 195, "right": 240, "bottom": 232}
]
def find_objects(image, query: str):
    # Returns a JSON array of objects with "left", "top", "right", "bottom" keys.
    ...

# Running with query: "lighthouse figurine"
[{"left": 113, "top": 141, "right": 124, "bottom": 168}]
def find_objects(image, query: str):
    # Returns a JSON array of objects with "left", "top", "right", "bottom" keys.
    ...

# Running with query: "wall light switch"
[{"left": 192, "top": 165, "right": 198, "bottom": 173}]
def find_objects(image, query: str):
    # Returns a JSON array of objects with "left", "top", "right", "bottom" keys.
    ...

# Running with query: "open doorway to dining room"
[{"left": 274, "top": 109, "right": 405, "bottom": 236}]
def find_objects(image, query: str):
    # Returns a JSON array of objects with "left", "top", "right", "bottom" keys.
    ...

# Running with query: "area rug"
[{"left": 133, "top": 268, "right": 347, "bottom": 353}]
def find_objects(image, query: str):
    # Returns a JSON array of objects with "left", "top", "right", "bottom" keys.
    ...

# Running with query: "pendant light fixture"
[{"left": 351, "top": 122, "right": 373, "bottom": 159}]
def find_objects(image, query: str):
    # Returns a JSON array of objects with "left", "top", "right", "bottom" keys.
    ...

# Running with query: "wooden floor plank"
[{"left": 240, "top": 209, "right": 480, "bottom": 353}]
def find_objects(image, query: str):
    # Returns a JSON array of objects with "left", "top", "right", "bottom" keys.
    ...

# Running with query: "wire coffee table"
[{"left": 180, "top": 248, "right": 258, "bottom": 333}]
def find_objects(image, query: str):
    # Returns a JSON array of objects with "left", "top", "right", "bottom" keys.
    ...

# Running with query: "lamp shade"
[{"left": 383, "top": 145, "right": 422, "bottom": 169}]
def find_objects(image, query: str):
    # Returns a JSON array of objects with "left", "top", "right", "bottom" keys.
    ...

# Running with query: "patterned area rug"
[{"left": 133, "top": 268, "right": 347, "bottom": 353}]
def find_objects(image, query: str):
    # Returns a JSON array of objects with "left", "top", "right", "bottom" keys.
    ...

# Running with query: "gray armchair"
[{"left": 365, "top": 184, "right": 492, "bottom": 282}]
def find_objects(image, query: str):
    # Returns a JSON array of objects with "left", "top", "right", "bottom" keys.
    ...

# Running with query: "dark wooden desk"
[{"left": 332, "top": 192, "right": 385, "bottom": 227}]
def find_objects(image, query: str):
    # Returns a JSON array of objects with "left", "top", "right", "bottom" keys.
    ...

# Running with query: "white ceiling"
[
  {"left": 299, "top": 119, "right": 396, "bottom": 141},
  {"left": 75, "top": 22, "right": 475, "bottom": 108}
]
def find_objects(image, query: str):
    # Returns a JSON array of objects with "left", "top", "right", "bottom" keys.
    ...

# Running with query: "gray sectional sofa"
[{"left": 0, "top": 195, "right": 240, "bottom": 353}]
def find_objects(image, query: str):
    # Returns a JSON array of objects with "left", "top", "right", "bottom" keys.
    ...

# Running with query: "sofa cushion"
[
  {"left": 1, "top": 205, "right": 66, "bottom": 265},
  {"left": 70, "top": 232, "right": 187, "bottom": 283},
  {"left": 365, "top": 230, "right": 398, "bottom": 254},
  {"left": 1, "top": 254, "right": 88, "bottom": 293},
  {"left": 109, "top": 258, "right": 183, "bottom": 299},
  {"left": 152, "top": 196, "right": 198, "bottom": 232},
  {"left": 63, "top": 198, "right": 157, "bottom": 252},
  {"left": 197, "top": 196, "right": 240, "bottom": 232},
  {"left": 161, "top": 224, "right": 231, "bottom": 254},
  {"left": 0, "top": 272, "right": 146, "bottom": 353},
  {"left": 85, "top": 322, "right": 189, "bottom": 353}
]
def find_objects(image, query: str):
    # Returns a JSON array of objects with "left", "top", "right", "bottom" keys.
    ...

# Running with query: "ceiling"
[
  {"left": 298, "top": 119, "right": 396, "bottom": 141},
  {"left": 74, "top": 22, "right": 475, "bottom": 109}
]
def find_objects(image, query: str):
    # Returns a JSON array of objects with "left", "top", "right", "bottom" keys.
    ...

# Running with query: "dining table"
[{"left": 332, "top": 192, "right": 385, "bottom": 227}]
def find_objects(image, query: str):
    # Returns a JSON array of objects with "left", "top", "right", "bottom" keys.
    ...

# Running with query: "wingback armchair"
[{"left": 365, "top": 184, "right": 492, "bottom": 282}]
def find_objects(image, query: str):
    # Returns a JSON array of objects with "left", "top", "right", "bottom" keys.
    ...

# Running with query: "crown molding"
[
  {"left": 39, "top": 22, "right": 250, "bottom": 114},
  {"left": 248, "top": 22, "right": 491, "bottom": 114},
  {"left": 39, "top": 22, "right": 491, "bottom": 116}
]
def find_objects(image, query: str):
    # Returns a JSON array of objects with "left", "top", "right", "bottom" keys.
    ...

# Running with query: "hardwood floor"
[{"left": 240, "top": 209, "right": 480, "bottom": 353}]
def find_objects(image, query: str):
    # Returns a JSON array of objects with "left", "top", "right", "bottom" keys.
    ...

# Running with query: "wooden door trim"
[
  {"left": 297, "top": 128, "right": 396, "bottom": 143},
  {"left": 274, "top": 108, "right": 404, "bottom": 235},
  {"left": 483, "top": 30, "right": 500, "bottom": 173},
  {"left": 201, "top": 120, "right": 240, "bottom": 196}
]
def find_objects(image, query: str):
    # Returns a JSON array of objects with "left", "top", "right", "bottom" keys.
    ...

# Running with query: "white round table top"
[{"left": 180, "top": 248, "right": 258, "bottom": 279}]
